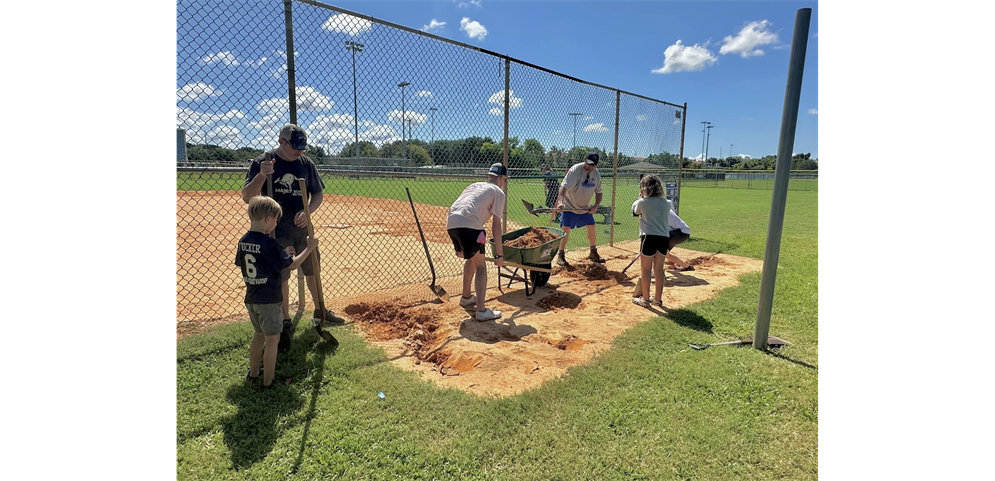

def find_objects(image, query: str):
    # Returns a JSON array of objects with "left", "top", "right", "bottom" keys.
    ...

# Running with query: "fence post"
[
  {"left": 501, "top": 58, "right": 510, "bottom": 233},
  {"left": 677, "top": 102, "right": 687, "bottom": 215},
  {"left": 609, "top": 90, "right": 620, "bottom": 246},
  {"left": 755, "top": 7, "right": 811, "bottom": 350},
  {"left": 284, "top": 0, "right": 297, "bottom": 124}
]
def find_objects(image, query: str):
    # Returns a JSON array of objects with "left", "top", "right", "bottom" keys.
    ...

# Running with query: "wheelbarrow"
[{"left": 488, "top": 226, "right": 564, "bottom": 296}]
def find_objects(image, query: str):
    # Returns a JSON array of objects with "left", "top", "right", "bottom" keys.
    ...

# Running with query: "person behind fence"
[
  {"left": 540, "top": 164, "right": 557, "bottom": 206},
  {"left": 235, "top": 196, "right": 318, "bottom": 390},
  {"left": 630, "top": 174, "right": 673, "bottom": 308},
  {"left": 242, "top": 124, "right": 345, "bottom": 348},
  {"left": 555, "top": 152, "right": 605, "bottom": 266},
  {"left": 446, "top": 163, "right": 507, "bottom": 321}
]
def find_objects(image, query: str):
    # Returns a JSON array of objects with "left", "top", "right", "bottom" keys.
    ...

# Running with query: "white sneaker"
[
  {"left": 475, "top": 308, "right": 502, "bottom": 321},
  {"left": 459, "top": 295, "right": 477, "bottom": 307},
  {"left": 632, "top": 297, "right": 649, "bottom": 307}
]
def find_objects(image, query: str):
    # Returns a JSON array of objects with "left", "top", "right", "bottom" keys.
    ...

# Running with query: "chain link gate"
[{"left": 177, "top": 0, "right": 686, "bottom": 324}]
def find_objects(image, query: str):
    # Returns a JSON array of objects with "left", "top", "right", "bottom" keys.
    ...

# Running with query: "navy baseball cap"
[
  {"left": 279, "top": 124, "right": 308, "bottom": 150},
  {"left": 585, "top": 152, "right": 600, "bottom": 166},
  {"left": 488, "top": 163, "right": 508, "bottom": 177}
]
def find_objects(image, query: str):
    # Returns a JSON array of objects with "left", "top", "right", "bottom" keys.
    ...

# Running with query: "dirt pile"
[
  {"left": 343, "top": 301, "right": 445, "bottom": 361},
  {"left": 687, "top": 255, "right": 727, "bottom": 268},
  {"left": 561, "top": 261, "right": 631, "bottom": 283},
  {"left": 504, "top": 227, "right": 560, "bottom": 249},
  {"left": 536, "top": 292, "right": 582, "bottom": 310}
]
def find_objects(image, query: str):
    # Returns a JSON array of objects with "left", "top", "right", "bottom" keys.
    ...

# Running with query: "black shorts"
[
  {"left": 277, "top": 235, "right": 320, "bottom": 276},
  {"left": 668, "top": 230, "right": 690, "bottom": 248},
  {"left": 640, "top": 235, "right": 671, "bottom": 257},
  {"left": 448, "top": 228, "right": 486, "bottom": 259}
]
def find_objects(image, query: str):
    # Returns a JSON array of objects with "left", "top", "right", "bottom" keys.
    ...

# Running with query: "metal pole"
[
  {"left": 754, "top": 7, "right": 811, "bottom": 350},
  {"left": 569, "top": 112, "right": 583, "bottom": 154},
  {"left": 700, "top": 121, "right": 707, "bottom": 163},
  {"left": 609, "top": 90, "right": 620, "bottom": 246},
  {"left": 502, "top": 58, "right": 510, "bottom": 233},
  {"left": 677, "top": 103, "right": 687, "bottom": 215},
  {"left": 345, "top": 42, "right": 364, "bottom": 159},
  {"left": 705, "top": 125, "right": 713, "bottom": 163},
  {"left": 430, "top": 107, "right": 437, "bottom": 165},
  {"left": 284, "top": 0, "right": 297, "bottom": 124}
]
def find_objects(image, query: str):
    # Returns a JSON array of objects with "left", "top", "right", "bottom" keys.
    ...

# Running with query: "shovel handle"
[{"left": 484, "top": 257, "right": 553, "bottom": 274}]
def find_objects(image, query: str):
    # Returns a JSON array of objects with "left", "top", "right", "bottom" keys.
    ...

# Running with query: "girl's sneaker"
[
  {"left": 649, "top": 298, "right": 663, "bottom": 307},
  {"left": 632, "top": 297, "right": 649, "bottom": 307},
  {"left": 475, "top": 308, "right": 502, "bottom": 321},
  {"left": 459, "top": 294, "right": 477, "bottom": 307}
]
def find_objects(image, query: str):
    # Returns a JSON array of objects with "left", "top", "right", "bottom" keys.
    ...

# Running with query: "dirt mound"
[
  {"left": 343, "top": 301, "right": 444, "bottom": 361},
  {"left": 553, "top": 335, "right": 591, "bottom": 351},
  {"left": 687, "top": 255, "right": 727, "bottom": 268},
  {"left": 561, "top": 261, "right": 631, "bottom": 283},
  {"left": 504, "top": 227, "right": 560, "bottom": 249},
  {"left": 536, "top": 292, "right": 582, "bottom": 310}
]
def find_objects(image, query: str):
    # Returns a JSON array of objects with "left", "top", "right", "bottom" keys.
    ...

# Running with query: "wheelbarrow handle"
[{"left": 484, "top": 257, "right": 553, "bottom": 274}]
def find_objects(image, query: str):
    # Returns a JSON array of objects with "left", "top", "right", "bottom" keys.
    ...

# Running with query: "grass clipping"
[{"left": 504, "top": 227, "right": 560, "bottom": 249}]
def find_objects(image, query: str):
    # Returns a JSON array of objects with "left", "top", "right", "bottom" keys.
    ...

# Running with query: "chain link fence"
[
  {"left": 681, "top": 169, "right": 818, "bottom": 191},
  {"left": 176, "top": 0, "right": 686, "bottom": 324}
]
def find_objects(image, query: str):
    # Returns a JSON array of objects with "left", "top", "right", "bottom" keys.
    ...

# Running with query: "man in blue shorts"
[{"left": 555, "top": 152, "right": 605, "bottom": 266}]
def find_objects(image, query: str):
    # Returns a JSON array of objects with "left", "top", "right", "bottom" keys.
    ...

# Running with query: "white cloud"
[
  {"left": 808, "top": 108, "right": 818, "bottom": 115},
  {"left": 487, "top": 89, "right": 522, "bottom": 109},
  {"left": 387, "top": 109, "right": 428, "bottom": 126},
  {"left": 359, "top": 124, "right": 402, "bottom": 147},
  {"left": 636, "top": 115, "right": 648, "bottom": 122},
  {"left": 421, "top": 19, "right": 446, "bottom": 32},
  {"left": 177, "top": 82, "right": 221, "bottom": 102},
  {"left": 416, "top": 90, "right": 433, "bottom": 98},
  {"left": 583, "top": 116, "right": 593, "bottom": 120},
  {"left": 470, "top": 0, "right": 482, "bottom": 6},
  {"left": 256, "top": 86, "right": 333, "bottom": 114},
  {"left": 738, "top": 154, "right": 752, "bottom": 160},
  {"left": 673, "top": 119, "right": 682, "bottom": 125},
  {"left": 583, "top": 123, "right": 608, "bottom": 133},
  {"left": 489, "top": 107, "right": 502, "bottom": 116},
  {"left": 322, "top": 14, "right": 373, "bottom": 36},
  {"left": 203, "top": 125, "right": 244, "bottom": 149},
  {"left": 720, "top": 20, "right": 780, "bottom": 58},
  {"left": 176, "top": 107, "right": 246, "bottom": 130},
  {"left": 270, "top": 50, "right": 299, "bottom": 78},
  {"left": 460, "top": 17, "right": 488, "bottom": 40},
  {"left": 651, "top": 40, "right": 717, "bottom": 74},
  {"left": 199, "top": 51, "right": 239, "bottom": 66},
  {"left": 308, "top": 114, "right": 358, "bottom": 131},
  {"left": 247, "top": 114, "right": 284, "bottom": 135}
]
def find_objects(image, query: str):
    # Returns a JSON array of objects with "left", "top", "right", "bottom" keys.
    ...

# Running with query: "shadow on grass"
[
  {"left": 768, "top": 350, "right": 818, "bottom": 371},
  {"left": 221, "top": 315, "right": 337, "bottom": 471},
  {"left": 664, "top": 308, "right": 714, "bottom": 333}
]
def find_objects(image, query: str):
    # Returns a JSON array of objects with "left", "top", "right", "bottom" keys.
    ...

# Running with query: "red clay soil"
[
  {"left": 687, "top": 255, "right": 728, "bottom": 268},
  {"left": 504, "top": 227, "right": 560, "bottom": 249},
  {"left": 536, "top": 292, "right": 582, "bottom": 310},
  {"left": 560, "top": 260, "right": 632, "bottom": 284},
  {"left": 343, "top": 301, "right": 445, "bottom": 362}
]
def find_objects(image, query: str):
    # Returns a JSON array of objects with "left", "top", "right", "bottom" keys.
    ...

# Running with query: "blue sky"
[{"left": 177, "top": 0, "right": 818, "bottom": 160}]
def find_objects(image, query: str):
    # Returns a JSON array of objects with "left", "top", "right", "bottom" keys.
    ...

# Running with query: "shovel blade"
[
  {"left": 521, "top": 199, "right": 539, "bottom": 216},
  {"left": 315, "top": 326, "right": 339, "bottom": 346},
  {"left": 431, "top": 284, "right": 449, "bottom": 302}
]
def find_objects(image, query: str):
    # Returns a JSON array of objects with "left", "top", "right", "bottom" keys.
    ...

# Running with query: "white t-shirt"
[
  {"left": 559, "top": 163, "right": 602, "bottom": 211},
  {"left": 446, "top": 181, "right": 507, "bottom": 231},
  {"left": 631, "top": 197, "right": 673, "bottom": 237},
  {"left": 668, "top": 209, "right": 690, "bottom": 234}
]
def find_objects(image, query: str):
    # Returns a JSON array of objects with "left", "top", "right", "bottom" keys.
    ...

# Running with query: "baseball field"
[{"left": 176, "top": 179, "right": 818, "bottom": 480}]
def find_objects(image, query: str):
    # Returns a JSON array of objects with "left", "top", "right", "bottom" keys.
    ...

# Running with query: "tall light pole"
[
  {"left": 397, "top": 82, "right": 410, "bottom": 159},
  {"left": 569, "top": 112, "right": 583, "bottom": 151},
  {"left": 345, "top": 41, "right": 364, "bottom": 159},
  {"left": 700, "top": 121, "right": 710, "bottom": 162},
  {"left": 429, "top": 107, "right": 437, "bottom": 164},
  {"left": 705, "top": 124, "right": 714, "bottom": 164},
  {"left": 730, "top": 143, "right": 734, "bottom": 159}
]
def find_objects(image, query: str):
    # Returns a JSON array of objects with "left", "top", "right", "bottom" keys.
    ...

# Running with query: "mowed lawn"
[{"left": 176, "top": 183, "right": 818, "bottom": 481}]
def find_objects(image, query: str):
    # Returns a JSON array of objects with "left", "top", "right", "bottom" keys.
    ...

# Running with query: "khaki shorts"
[
  {"left": 246, "top": 303, "right": 283, "bottom": 335},
  {"left": 277, "top": 235, "right": 320, "bottom": 276}
]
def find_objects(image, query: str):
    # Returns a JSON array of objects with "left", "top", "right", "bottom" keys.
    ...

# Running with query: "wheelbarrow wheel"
[{"left": 530, "top": 263, "right": 552, "bottom": 287}]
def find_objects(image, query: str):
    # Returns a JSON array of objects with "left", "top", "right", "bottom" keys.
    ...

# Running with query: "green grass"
[{"left": 177, "top": 185, "right": 818, "bottom": 480}]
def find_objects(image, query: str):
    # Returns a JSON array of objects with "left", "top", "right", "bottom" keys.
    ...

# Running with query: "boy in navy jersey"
[{"left": 235, "top": 196, "right": 318, "bottom": 390}]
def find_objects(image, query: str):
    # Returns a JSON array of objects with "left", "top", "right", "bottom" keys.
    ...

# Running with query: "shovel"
[
  {"left": 406, "top": 188, "right": 449, "bottom": 302},
  {"left": 521, "top": 199, "right": 588, "bottom": 217},
  {"left": 296, "top": 178, "right": 339, "bottom": 346},
  {"left": 689, "top": 336, "right": 787, "bottom": 350}
]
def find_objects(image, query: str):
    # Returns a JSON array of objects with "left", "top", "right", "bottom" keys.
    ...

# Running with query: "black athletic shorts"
[
  {"left": 447, "top": 228, "right": 486, "bottom": 259},
  {"left": 668, "top": 229, "right": 690, "bottom": 248},
  {"left": 277, "top": 235, "right": 320, "bottom": 277},
  {"left": 640, "top": 234, "right": 671, "bottom": 257}
]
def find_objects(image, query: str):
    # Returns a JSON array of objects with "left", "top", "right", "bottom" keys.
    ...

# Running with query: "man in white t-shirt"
[
  {"left": 446, "top": 163, "right": 507, "bottom": 321},
  {"left": 555, "top": 152, "right": 605, "bottom": 266}
]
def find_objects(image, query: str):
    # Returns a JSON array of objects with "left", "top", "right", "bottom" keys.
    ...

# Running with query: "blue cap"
[{"left": 488, "top": 163, "right": 508, "bottom": 177}]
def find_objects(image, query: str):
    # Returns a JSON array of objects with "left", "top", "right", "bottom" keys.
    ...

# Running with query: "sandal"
[{"left": 677, "top": 266, "right": 695, "bottom": 272}]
